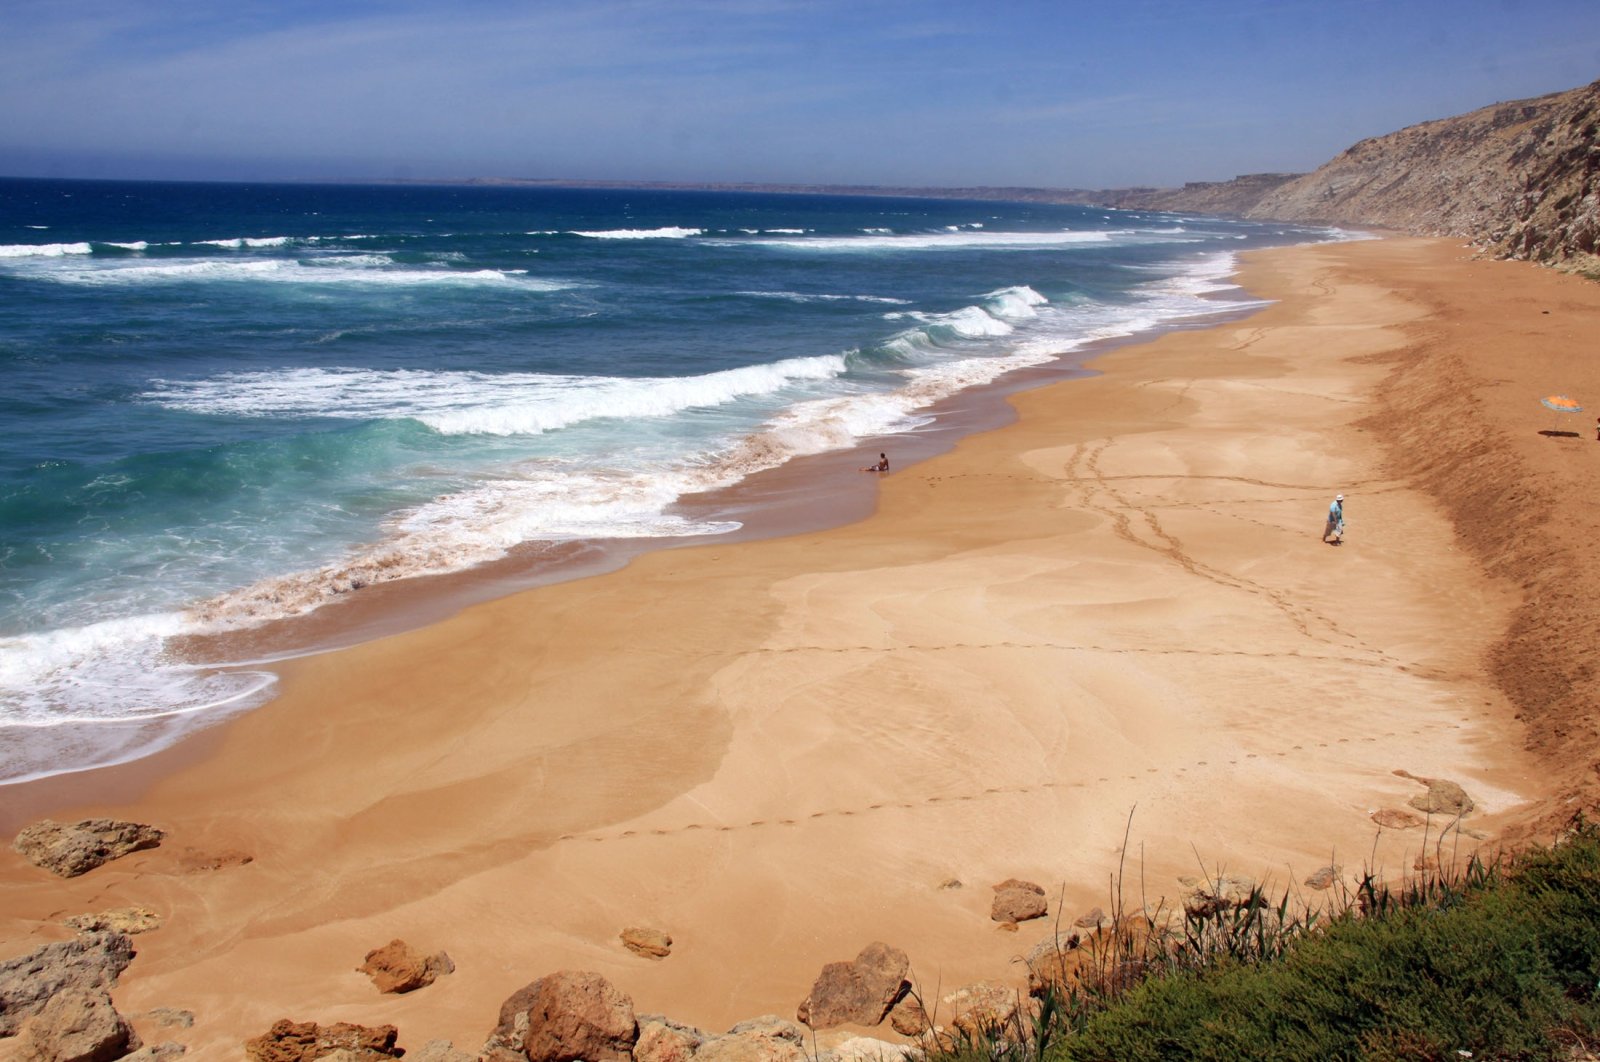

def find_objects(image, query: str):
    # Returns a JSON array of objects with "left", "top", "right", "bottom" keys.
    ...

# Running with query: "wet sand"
[{"left": 4, "top": 237, "right": 1598, "bottom": 1058}]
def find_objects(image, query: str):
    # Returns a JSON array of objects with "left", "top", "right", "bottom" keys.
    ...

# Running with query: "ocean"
[{"left": 0, "top": 176, "right": 1349, "bottom": 784}]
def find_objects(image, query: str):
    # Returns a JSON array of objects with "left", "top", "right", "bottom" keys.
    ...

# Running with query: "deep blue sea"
[{"left": 0, "top": 177, "right": 1351, "bottom": 782}]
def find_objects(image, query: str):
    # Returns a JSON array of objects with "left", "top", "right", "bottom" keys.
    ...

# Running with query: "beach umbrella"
[{"left": 1541, "top": 394, "right": 1584, "bottom": 434}]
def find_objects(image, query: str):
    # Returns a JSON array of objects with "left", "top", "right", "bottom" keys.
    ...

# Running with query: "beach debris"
[
  {"left": 483, "top": 971, "right": 637, "bottom": 1062},
  {"left": 1371, "top": 808, "right": 1425, "bottom": 829},
  {"left": 990, "top": 878, "right": 1048, "bottom": 924},
  {"left": 63, "top": 907, "right": 163, "bottom": 936},
  {"left": 1304, "top": 865, "right": 1342, "bottom": 891},
  {"left": 795, "top": 941, "right": 910, "bottom": 1030},
  {"left": 940, "top": 982, "right": 1021, "bottom": 1039},
  {"left": 13, "top": 986, "right": 141, "bottom": 1062},
  {"left": 1394, "top": 770, "right": 1476, "bottom": 816},
  {"left": 244, "top": 1019, "right": 402, "bottom": 1062},
  {"left": 0, "top": 931, "right": 136, "bottom": 1037},
  {"left": 619, "top": 926, "right": 673, "bottom": 960},
  {"left": 633, "top": 1017, "right": 706, "bottom": 1062},
  {"left": 174, "top": 848, "right": 253, "bottom": 873},
  {"left": 1178, "top": 874, "right": 1263, "bottom": 919},
  {"left": 12, "top": 819, "right": 164, "bottom": 878},
  {"left": 357, "top": 939, "right": 454, "bottom": 994}
]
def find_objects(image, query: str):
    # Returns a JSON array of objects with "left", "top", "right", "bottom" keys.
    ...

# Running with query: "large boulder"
[
  {"left": 357, "top": 939, "right": 454, "bottom": 994},
  {"left": 990, "top": 879, "right": 1047, "bottom": 924},
  {"left": 243, "top": 1019, "right": 401, "bottom": 1062},
  {"left": 795, "top": 942, "right": 910, "bottom": 1029},
  {"left": 13, "top": 987, "right": 140, "bottom": 1062},
  {"left": 1178, "top": 875, "right": 1262, "bottom": 919},
  {"left": 0, "top": 932, "right": 136, "bottom": 1037},
  {"left": 13, "top": 820, "right": 164, "bottom": 878},
  {"left": 1395, "top": 770, "right": 1475, "bottom": 816},
  {"left": 632, "top": 1018, "right": 705, "bottom": 1062},
  {"left": 940, "top": 983, "right": 1020, "bottom": 1040},
  {"left": 484, "top": 971, "right": 637, "bottom": 1062}
]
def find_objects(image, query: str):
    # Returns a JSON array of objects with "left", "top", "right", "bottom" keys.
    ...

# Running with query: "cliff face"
[
  {"left": 1246, "top": 79, "right": 1600, "bottom": 268},
  {"left": 1080, "top": 79, "right": 1600, "bottom": 272}
]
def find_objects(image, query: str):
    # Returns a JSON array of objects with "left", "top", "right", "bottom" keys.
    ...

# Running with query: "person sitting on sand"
[
  {"left": 1322, "top": 493, "right": 1345, "bottom": 543},
  {"left": 860, "top": 452, "right": 889, "bottom": 473}
]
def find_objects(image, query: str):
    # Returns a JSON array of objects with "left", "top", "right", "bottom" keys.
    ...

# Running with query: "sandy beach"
[{"left": 4, "top": 236, "right": 1599, "bottom": 1059}]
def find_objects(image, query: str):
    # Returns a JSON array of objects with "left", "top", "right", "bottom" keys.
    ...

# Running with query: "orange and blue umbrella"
[{"left": 1542, "top": 394, "right": 1584, "bottom": 413}]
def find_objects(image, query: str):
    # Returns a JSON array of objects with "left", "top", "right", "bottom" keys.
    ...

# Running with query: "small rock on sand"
[{"left": 1371, "top": 808, "right": 1425, "bottom": 829}]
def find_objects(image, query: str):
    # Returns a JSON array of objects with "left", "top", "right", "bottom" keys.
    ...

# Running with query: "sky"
[{"left": 2, "top": 0, "right": 1597, "bottom": 189}]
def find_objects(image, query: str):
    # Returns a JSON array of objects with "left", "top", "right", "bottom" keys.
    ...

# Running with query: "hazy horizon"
[{"left": 4, "top": 0, "right": 1597, "bottom": 188}]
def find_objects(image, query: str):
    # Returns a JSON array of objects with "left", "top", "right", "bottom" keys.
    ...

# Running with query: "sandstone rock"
[
  {"left": 243, "top": 1019, "right": 401, "bottom": 1062},
  {"left": 120, "top": 1044, "right": 186, "bottom": 1062},
  {"left": 620, "top": 927, "right": 672, "bottom": 960},
  {"left": 0, "top": 932, "right": 136, "bottom": 1037},
  {"left": 409, "top": 1040, "right": 477, "bottom": 1062},
  {"left": 13, "top": 820, "right": 164, "bottom": 878},
  {"left": 484, "top": 970, "right": 637, "bottom": 1062},
  {"left": 63, "top": 908, "right": 163, "bottom": 936},
  {"left": 826, "top": 1036, "right": 920, "bottom": 1062},
  {"left": 14, "top": 987, "right": 140, "bottom": 1062},
  {"left": 1073, "top": 906, "right": 1111, "bottom": 930},
  {"left": 886, "top": 995, "right": 929, "bottom": 1037},
  {"left": 1395, "top": 770, "right": 1476, "bottom": 816},
  {"left": 1180, "top": 875, "right": 1261, "bottom": 919},
  {"left": 936, "top": 879, "right": 963, "bottom": 891},
  {"left": 633, "top": 1019, "right": 704, "bottom": 1062},
  {"left": 724, "top": 1017, "right": 803, "bottom": 1044},
  {"left": 694, "top": 1033, "right": 805, "bottom": 1062},
  {"left": 357, "top": 938, "right": 454, "bottom": 994},
  {"left": 940, "top": 983, "right": 1019, "bottom": 1039},
  {"left": 1371, "top": 808, "right": 1424, "bottom": 829},
  {"left": 796, "top": 942, "right": 910, "bottom": 1029},
  {"left": 1304, "top": 865, "right": 1341, "bottom": 891},
  {"left": 990, "top": 879, "right": 1047, "bottom": 924}
]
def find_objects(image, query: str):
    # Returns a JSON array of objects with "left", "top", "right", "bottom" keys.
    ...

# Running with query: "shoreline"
[
  {"left": 1, "top": 281, "right": 1262, "bottom": 807},
  {"left": 4, "top": 237, "right": 1597, "bottom": 1057}
]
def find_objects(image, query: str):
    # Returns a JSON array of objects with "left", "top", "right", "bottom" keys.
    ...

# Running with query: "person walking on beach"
[
  {"left": 860, "top": 452, "right": 889, "bottom": 473},
  {"left": 1322, "top": 493, "right": 1345, "bottom": 543}
]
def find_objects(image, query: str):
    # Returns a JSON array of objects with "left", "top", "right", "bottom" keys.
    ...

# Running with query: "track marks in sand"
[
  {"left": 553, "top": 722, "right": 1459, "bottom": 845},
  {"left": 1061, "top": 439, "right": 1391, "bottom": 659}
]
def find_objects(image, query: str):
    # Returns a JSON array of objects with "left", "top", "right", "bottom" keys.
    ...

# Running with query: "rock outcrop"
[
  {"left": 795, "top": 942, "right": 910, "bottom": 1030},
  {"left": 619, "top": 927, "right": 672, "bottom": 960},
  {"left": 485, "top": 971, "right": 637, "bottom": 1062},
  {"left": 990, "top": 879, "right": 1047, "bottom": 924},
  {"left": 243, "top": 1020, "right": 402, "bottom": 1062},
  {"left": 13, "top": 820, "right": 164, "bottom": 878},
  {"left": 63, "top": 909, "right": 163, "bottom": 936},
  {"left": 357, "top": 939, "right": 454, "bottom": 994},
  {"left": 1, "top": 932, "right": 137, "bottom": 1037},
  {"left": 14, "top": 987, "right": 141, "bottom": 1062}
]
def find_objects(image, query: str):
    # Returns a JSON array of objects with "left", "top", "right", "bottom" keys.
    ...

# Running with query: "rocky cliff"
[{"left": 1097, "top": 79, "right": 1599, "bottom": 272}]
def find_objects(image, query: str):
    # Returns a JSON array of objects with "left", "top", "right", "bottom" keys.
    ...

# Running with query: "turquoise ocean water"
[{"left": 0, "top": 177, "right": 1351, "bottom": 783}]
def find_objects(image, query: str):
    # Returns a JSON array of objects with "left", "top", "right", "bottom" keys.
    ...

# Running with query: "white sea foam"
[
  {"left": 104, "top": 241, "right": 149, "bottom": 251},
  {"left": 568, "top": 227, "right": 703, "bottom": 239},
  {"left": 0, "top": 242, "right": 92, "bottom": 257},
  {"left": 736, "top": 290, "right": 911, "bottom": 305},
  {"left": 725, "top": 229, "right": 1125, "bottom": 252},
  {"left": 142, "top": 355, "right": 850, "bottom": 435},
  {"left": 13, "top": 257, "right": 564, "bottom": 289},
  {"left": 195, "top": 235, "right": 293, "bottom": 248}
]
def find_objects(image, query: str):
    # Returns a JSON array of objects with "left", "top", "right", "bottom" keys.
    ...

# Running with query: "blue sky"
[{"left": 3, "top": 0, "right": 1596, "bottom": 187}]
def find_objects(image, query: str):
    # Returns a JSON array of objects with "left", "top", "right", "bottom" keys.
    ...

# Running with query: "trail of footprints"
[{"left": 559, "top": 719, "right": 1481, "bottom": 845}]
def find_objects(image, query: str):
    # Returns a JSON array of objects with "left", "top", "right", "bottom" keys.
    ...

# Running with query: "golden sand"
[{"left": 5, "top": 237, "right": 1599, "bottom": 1058}]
